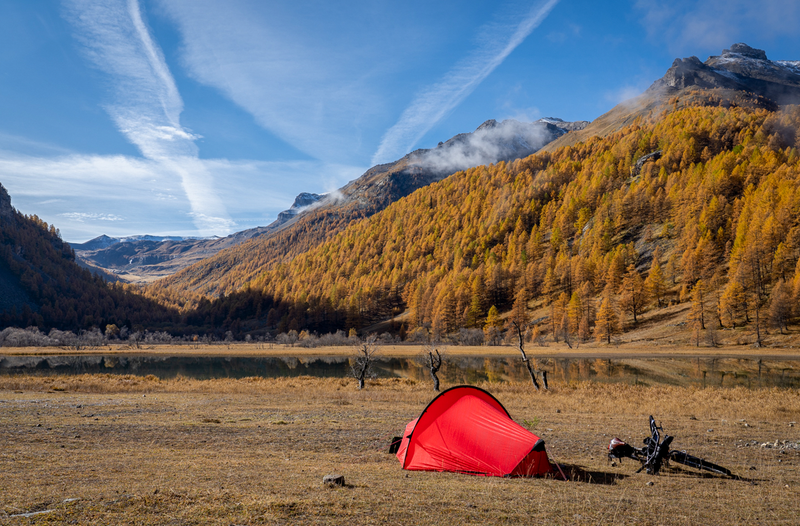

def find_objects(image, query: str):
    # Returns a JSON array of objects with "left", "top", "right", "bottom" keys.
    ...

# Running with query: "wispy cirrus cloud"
[
  {"left": 156, "top": 0, "right": 385, "bottom": 164},
  {"left": 371, "top": 0, "right": 560, "bottom": 165},
  {"left": 61, "top": 212, "right": 124, "bottom": 222},
  {"left": 63, "top": 0, "right": 231, "bottom": 235}
]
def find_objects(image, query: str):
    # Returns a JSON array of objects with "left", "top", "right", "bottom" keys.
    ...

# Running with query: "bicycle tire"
[{"left": 670, "top": 450, "right": 733, "bottom": 477}]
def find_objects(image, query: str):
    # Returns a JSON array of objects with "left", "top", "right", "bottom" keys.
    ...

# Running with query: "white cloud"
[
  {"left": 371, "top": 0, "right": 560, "bottom": 165},
  {"left": 61, "top": 212, "right": 124, "bottom": 222},
  {"left": 604, "top": 82, "right": 650, "bottom": 105},
  {"left": 0, "top": 133, "right": 74, "bottom": 157},
  {"left": 412, "top": 119, "right": 554, "bottom": 175},
  {"left": 0, "top": 150, "right": 362, "bottom": 241},
  {"left": 63, "top": 0, "right": 231, "bottom": 236},
  {"left": 634, "top": 0, "right": 800, "bottom": 55}
]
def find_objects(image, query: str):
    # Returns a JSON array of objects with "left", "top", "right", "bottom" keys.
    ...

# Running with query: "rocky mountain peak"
[
  {"left": 405, "top": 118, "right": 585, "bottom": 178},
  {"left": 292, "top": 192, "right": 323, "bottom": 209},
  {"left": 538, "top": 117, "right": 589, "bottom": 132},
  {"left": 649, "top": 43, "right": 800, "bottom": 105},
  {"left": 723, "top": 43, "right": 768, "bottom": 61},
  {"left": 273, "top": 192, "right": 324, "bottom": 226},
  {"left": 476, "top": 119, "right": 498, "bottom": 131}
]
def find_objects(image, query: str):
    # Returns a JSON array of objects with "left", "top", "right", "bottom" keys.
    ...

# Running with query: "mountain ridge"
[
  {"left": 74, "top": 117, "right": 585, "bottom": 286},
  {"left": 542, "top": 43, "right": 798, "bottom": 154},
  {"left": 154, "top": 43, "right": 800, "bottom": 303},
  {"left": 185, "top": 95, "right": 800, "bottom": 341},
  {"left": 144, "top": 117, "right": 587, "bottom": 299},
  {"left": 152, "top": 43, "right": 800, "bottom": 345}
]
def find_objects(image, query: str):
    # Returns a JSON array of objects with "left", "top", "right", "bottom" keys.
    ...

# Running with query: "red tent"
[{"left": 394, "top": 385, "right": 552, "bottom": 477}]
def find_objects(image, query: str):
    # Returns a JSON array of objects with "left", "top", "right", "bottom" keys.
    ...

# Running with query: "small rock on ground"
[{"left": 323, "top": 474, "right": 345, "bottom": 486}]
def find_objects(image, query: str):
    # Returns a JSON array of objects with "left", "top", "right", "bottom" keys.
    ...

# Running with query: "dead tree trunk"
[
  {"left": 513, "top": 322, "right": 543, "bottom": 390},
  {"left": 561, "top": 311, "right": 573, "bottom": 349},
  {"left": 356, "top": 360, "right": 368, "bottom": 390},
  {"left": 754, "top": 297, "right": 763, "bottom": 348},
  {"left": 351, "top": 337, "right": 378, "bottom": 390},
  {"left": 427, "top": 349, "right": 443, "bottom": 392}
]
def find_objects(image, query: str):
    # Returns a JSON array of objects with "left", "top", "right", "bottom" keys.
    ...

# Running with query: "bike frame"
[{"left": 608, "top": 415, "right": 735, "bottom": 478}]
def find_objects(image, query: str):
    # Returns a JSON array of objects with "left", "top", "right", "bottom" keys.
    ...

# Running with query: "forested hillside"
[
  {"left": 146, "top": 119, "right": 583, "bottom": 302},
  {"left": 0, "top": 183, "right": 178, "bottom": 331},
  {"left": 188, "top": 97, "right": 800, "bottom": 342}
]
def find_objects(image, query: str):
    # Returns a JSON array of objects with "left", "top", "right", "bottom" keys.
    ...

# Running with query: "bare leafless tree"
[
  {"left": 351, "top": 335, "right": 379, "bottom": 390},
  {"left": 753, "top": 295, "right": 764, "bottom": 348},
  {"left": 419, "top": 344, "right": 446, "bottom": 392},
  {"left": 128, "top": 330, "right": 143, "bottom": 350},
  {"left": 560, "top": 310, "right": 572, "bottom": 349},
  {"left": 512, "top": 322, "right": 547, "bottom": 390}
]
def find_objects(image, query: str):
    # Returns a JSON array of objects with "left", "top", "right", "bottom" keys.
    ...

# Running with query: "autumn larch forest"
[
  {"left": 2, "top": 92, "right": 800, "bottom": 346},
  {"left": 154, "top": 93, "right": 800, "bottom": 344}
]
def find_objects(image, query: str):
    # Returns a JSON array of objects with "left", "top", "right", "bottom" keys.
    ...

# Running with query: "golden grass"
[
  {"left": 3, "top": 342, "right": 800, "bottom": 358},
  {"left": 1, "top": 376, "right": 799, "bottom": 524}
]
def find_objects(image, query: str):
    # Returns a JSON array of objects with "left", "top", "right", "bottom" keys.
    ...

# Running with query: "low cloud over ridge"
[{"left": 410, "top": 118, "right": 561, "bottom": 175}]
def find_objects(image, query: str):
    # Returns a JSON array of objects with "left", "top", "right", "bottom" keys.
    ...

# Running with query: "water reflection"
[{"left": 0, "top": 354, "right": 798, "bottom": 388}]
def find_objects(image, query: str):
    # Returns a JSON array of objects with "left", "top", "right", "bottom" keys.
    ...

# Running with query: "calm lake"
[{"left": 1, "top": 352, "right": 799, "bottom": 388}]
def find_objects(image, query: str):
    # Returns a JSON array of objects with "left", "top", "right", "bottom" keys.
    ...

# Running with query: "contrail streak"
[
  {"left": 64, "top": 0, "right": 232, "bottom": 236},
  {"left": 372, "top": 0, "right": 560, "bottom": 165}
]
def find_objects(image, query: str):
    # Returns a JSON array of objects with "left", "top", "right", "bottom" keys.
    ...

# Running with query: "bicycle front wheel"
[{"left": 670, "top": 450, "right": 733, "bottom": 477}]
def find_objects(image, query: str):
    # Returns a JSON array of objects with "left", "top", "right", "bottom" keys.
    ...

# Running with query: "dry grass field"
[
  {"left": 1, "top": 374, "right": 799, "bottom": 525},
  {"left": 4, "top": 341, "right": 800, "bottom": 358}
]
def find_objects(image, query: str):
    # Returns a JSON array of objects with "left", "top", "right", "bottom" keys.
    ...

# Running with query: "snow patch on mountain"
[
  {"left": 776, "top": 61, "right": 800, "bottom": 75},
  {"left": 711, "top": 68, "right": 740, "bottom": 81},
  {"left": 71, "top": 234, "right": 205, "bottom": 251}
]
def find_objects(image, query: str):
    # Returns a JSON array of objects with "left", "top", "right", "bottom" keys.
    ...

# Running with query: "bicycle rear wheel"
[{"left": 670, "top": 450, "right": 733, "bottom": 477}]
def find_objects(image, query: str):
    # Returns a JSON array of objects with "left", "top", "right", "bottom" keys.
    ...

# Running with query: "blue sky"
[{"left": 1, "top": 0, "right": 799, "bottom": 242}]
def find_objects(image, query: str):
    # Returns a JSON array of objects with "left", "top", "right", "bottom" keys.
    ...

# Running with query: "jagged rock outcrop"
[
  {"left": 649, "top": 43, "right": 800, "bottom": 105},
  {"left": 632, "top": 150, "right": 663, "bottom": 176},
  {"left": 537, "top": 117, "right": 590, "bottom": 132},
  {"left": 275, "top": 192, "right": 324, "bottom": 225},
  {"left": 407, "top": 118, "right": 587, "bottom": 176},
  {"left": 337, "top": 118, "right": 588, "bottom": 213},
  {"left": 543, "top": 43, "right": 799, "bottom": 153}
]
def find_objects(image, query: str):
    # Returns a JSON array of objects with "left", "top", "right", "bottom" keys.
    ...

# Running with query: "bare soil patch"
[{"left": 1, "top": 376, "right": 799, "bottom": 524}]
